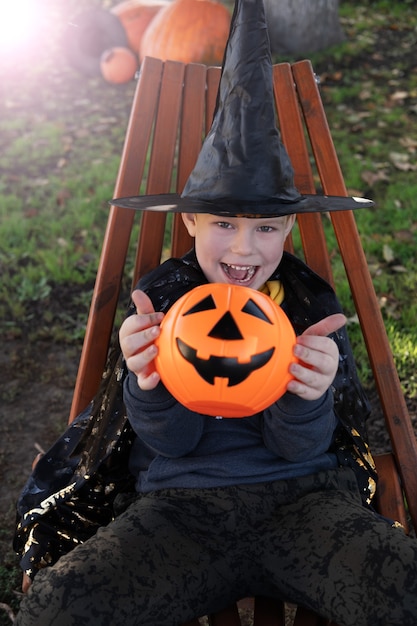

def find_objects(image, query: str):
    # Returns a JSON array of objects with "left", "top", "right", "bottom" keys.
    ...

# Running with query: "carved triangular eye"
[
  {"left": 242, "top": 298, "right": 272, "bottom": 324},
  {"left": 183, "top": 294, "right": 216, "bottom": 316}
]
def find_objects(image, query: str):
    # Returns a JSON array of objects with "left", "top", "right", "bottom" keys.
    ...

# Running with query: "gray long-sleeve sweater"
[{"left": 125, "top": 371, "right": 338, "bottom": 493}]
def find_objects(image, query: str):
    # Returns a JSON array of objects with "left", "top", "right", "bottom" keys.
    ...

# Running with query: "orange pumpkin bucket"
[{"left": 155, "top": 283, "right": 296, "bottom": 417}]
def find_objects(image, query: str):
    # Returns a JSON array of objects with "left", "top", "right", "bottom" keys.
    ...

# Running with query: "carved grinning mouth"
[{"left": 176, "top": 338, "right": 274, "bottom": 386}]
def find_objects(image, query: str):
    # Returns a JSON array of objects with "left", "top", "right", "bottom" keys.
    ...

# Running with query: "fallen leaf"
[
  {"left": 395, "top": 229, "right": 414, "bottom": 242},
  {"left": 31, "top": 177, "right": 50, "bottom": 187},
  {"left": 382, "top": 244, "right": 395, "bottom": 263},
  {"left": 390, "top": 90, "right": 409, "bottom": 101},
  {"left": 389, "top": 152, "right": 417, "bottom": 171},
  {"left": 378, "top": 294, "right": 401, "bottom": 319},
  {"left": 361, "top": 169, "right": 389, "bottom": 186},
  {"left": 400, "top": 136, "right": 417, "bottom": 151}
]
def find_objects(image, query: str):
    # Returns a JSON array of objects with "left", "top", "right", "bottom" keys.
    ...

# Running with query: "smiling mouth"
[{"left": 221, "top": 263, "right": 257, "bottom": 283}]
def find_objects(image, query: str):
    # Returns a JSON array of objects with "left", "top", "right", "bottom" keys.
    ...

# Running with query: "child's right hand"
[{"left": 119, "top": 290, "right": 164, "bottom": 390}]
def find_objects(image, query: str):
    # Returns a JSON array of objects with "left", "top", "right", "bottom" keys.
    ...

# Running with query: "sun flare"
[{"left": 0, "top": 0, "right": 41, "bottom": 51}]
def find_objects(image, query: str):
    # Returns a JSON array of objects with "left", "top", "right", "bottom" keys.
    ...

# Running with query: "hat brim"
[{"left": 110, "top": 193, "right": 374, "bottom": 216}]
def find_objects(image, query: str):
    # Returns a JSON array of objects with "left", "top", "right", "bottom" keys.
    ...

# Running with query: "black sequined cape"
[{"left": 14, "top": 250, "right": 377, "bottom": 580}]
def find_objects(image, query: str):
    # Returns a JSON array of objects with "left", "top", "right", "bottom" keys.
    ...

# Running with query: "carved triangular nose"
[{"left": 208, "top": 312, "right": 243, "bottom": 340}]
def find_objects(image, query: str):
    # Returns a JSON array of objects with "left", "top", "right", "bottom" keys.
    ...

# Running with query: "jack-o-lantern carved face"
[{"left": 155, "top": 283, "right": 296, "bottom": 417}]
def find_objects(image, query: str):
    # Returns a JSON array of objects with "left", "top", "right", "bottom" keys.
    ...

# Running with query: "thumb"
[
  {"left": 302, "top": 313, "right": 347, "bottom": 337},
  {"left": 131, "top": 289, "right": 156, "bottom": 316}
]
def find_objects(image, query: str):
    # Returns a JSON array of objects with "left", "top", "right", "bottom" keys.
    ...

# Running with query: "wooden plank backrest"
[
  {"left": 70, "top": 58, "right": 219, "bottom": 420},
  {"left": 288, "top": 61, "right": 417, "bottom": 529},
  {"left": 69, "top": 57, "right": 165, "bottom": 420}
]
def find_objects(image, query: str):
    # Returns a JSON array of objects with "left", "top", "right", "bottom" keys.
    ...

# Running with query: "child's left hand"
[{"left": 286, "top": 313, "right": 346, "bottom": 401}]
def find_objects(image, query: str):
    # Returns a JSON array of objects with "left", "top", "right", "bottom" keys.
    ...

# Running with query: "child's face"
[{"left": 181, "top": 212, "right": 295, "bottom": 290}]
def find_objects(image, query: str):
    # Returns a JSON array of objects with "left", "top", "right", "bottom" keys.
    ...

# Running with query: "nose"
[
  {"left": 230, "top": 226, "right": 253, "bottom": 255},
  {"left": 209, "top": 312, "right": 243, "bottom": 340}
]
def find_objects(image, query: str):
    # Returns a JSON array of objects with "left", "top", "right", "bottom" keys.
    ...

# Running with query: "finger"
[
  {"left": 290, "top": 351, "right": 335, "bottom": 382},
  {"left": 288, "top": 354, "right": 336, "bottom": 401},
  {"left": 286, "top": 377, "right": 316, "bottom": 400},
  {"left": 290, "top": 339, "right": 339, "bottom": 400},
  {"left": 121, "top": 322, "right": 160, "bottom": 356},
  {"left": 131, "top": 289, "right": 156, "bottom": 316},
  {"left": 137, "top": 369, "right": 161, "bottom": 391},
  {"left": 286, "top": 374, "right": 324, "bottom": 401},
  {"left": 119, "top": 312, "right": 162, "bottom": 349},
  {"left": 123, "top": 340, "right": 160, "bottom": 387},
  {"left": 295, "top": 334, "right": 339, "bottom": 359},
  {"left": 132, "top": 342, "right": 161, "bottom": 390},
  {"left": 302, "top": 313, "right": 346, "bottom": 338},
  {"left": 133, "top": 290, "right": 164, "bottom": 328}
]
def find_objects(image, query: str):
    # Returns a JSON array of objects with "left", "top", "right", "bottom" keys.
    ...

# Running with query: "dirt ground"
[{"left": 0, "top": 340, "right": 81, "bottom": 593}]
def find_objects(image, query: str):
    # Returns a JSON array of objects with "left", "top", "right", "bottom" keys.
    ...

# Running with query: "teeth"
[
  {"left": 223, "top": 263, "right": 256, "bottom": 282},
  {"left": 228, "top": 264, "right": 253, "bottom": 270}
]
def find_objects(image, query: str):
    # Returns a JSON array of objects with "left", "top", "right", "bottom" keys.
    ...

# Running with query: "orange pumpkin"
[
  {"left": 155, "top": 283, "right": 296, "bottom": 417},
  {"left": 140, "top": 0, "right": 231, "bottom": 65},
  {"left": 111, "top": 0, "right": 169, "bottom": 53},
  {"left": 100, "top": 46, "right": 138, "bottom": 84}
]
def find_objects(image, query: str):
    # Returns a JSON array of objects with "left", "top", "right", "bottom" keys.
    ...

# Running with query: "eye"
[
  {"left": 242, "top": 298, "right": 273, "bottom": 324},
  {"left": 183, "top": 295, "right": 216, "bottom": 316},
  {"left": 257, "top": 224, "right": 274, "bottom": 233}
]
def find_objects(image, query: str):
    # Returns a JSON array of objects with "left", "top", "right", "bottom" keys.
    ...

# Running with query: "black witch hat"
[{"left": 112, "top": 0, "right": 373, "bottom": 216}]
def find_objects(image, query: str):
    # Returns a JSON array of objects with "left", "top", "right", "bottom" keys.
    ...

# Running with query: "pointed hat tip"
[{"left": 111, "top": 0, "right": 374, "bottom": 216}]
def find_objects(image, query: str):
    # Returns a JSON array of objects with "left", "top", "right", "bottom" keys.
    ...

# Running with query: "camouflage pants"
[{"left": 16, "top": 467, "right": 417, "bottom": 626}]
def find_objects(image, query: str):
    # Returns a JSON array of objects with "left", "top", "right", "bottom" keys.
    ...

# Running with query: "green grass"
[
  {"left": 0, "top": 562, "right": 21, "bottom": 619},
  {"left": 0, "top": 83, "right": 130, "bottom": 336},
  {"left": 1, "top": 0, "right": 417, "bottom": 392},
  {"left": 296, "top": 2, "right": 417, "bottom": 395}
]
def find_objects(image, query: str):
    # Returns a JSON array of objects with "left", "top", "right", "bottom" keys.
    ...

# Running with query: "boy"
[
  {"left": 14, "top": 0, "right": 417, "bottom": 623},
  {"left": 16, "top": 211, "right": 417, "bottom": 626}
]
